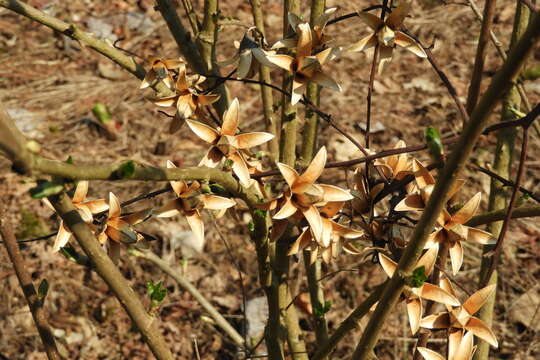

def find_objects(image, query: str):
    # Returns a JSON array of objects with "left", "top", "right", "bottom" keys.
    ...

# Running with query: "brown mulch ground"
[{"left": 1, "top": 0, "right": 539, "bottom": 359}]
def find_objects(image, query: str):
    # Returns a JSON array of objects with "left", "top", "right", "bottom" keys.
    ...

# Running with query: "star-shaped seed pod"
[
  {"left": 273, "top": 8, "right": 338, "bottom": 51},
  {"left": 154, "top": 63, "right": 220, "bottom": 133},
  {"left": 395, "top": 159, "right": 465, "bottom": 211},
  {"left": 418, "top": 330, "right": 476, "bottom": 360},
  {"left": 44, "top": 181, "right": 109, "bottom": 252},
  {"left": 288, "top": 200, "right": 364, "bottom": 263},
  {"left": 348, "top": 1, "right": 427, "bottom": 74},
  {"left": 186, "top": 98, "right": 274, "bottom": 186},
  {"left": 420, "top": 278, "right": 498, "bottom": 348},
  {"left": 373, "top": 140, "right": 412, "bottom": 181},
  {"left": 220, "top": 27, "right": 277, "bottom": 79},
  {"left": 266, "top": 21, "right": 341, "bottom": 105},
  {"left": 378, "top": 246, "right": 460, "bottom": 334},
  {"left": 273, "top": 147, "right": 353, "bottom": 243},
  {"left": 155, "top": 161, "right": 236, "bottom": 242},
  {"left": 351, "top": 167, "right": 384, "bottom": 215},
  {"left": 97, "top": 192, "right": 151, "bottom": 246},
  {"left": 140, "top": 57, "right": 184, "bottom": 90},
  {"left": 97, "top": 192, "right": 152, "bottom": 262},
  {"left": 395, "top": 160, "right": 493, "bottom": 275},
  {"left": 424, "top": 193, "right": 493, "bottom": 275}
]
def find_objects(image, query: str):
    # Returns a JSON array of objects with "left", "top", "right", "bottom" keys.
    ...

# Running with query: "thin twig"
[
  {"left": 0, "top": 211, "right": 61, "bottom": 360},
  {"left": 249, "top": 0, "right": 279, "bottom": 159},
  {"left": 365, "top": 44, "right": 380, "bottom": 149},
  {"left": 466, "top": 204, "right": 540, "bottom": 227},
  {"left": 466, "top": 0, "right": 497, "bottom": 114},
  {"left": 132, "top": 249, "right": 246, "bottom": 348},
  {"left": 180, "top": 0, "right": 200, "bottom": 34},
  {"left": 0, "top": 0, "right": 173, "bottom": 97},
  {"left": 404, "top": 30, "right": 470, "bottom": 124},
  {"left": 49, "top": 193, "right": 174, "bottom": 360},
  {"left": 466, "top": 0, "right": 540, "bottom": 136},
  {"left": 210, "top": 213, "right": 249, "bottom": 350},
  {"left": 326, "top": 5, "right": 390, "bottom": 26},
  {"left": 481, "top": 105, "right": 540, "bottom": 286},
  {"left": 350, "top": 13, "right": 540, "bottom": 359},
  {"left": 471, "top": 165, "right": 540, "bottom": 203}
]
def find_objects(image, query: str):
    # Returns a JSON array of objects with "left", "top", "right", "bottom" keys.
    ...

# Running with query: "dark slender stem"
[
  {"left": 481, "top": 126, "right": 530, "bottom": 287},
  {"left": 366, "top": 45, "right": 380, "bottom": 149},
  {"left": 120, "top": 187, "right": 171, "bottom": 207},
  {"left": 204, "top": 74, "right": 373, "bottom": 162},
  {"left": 471, "top": 165, "right": 540, "bottom": 203},
  {"left": 351, "top": 13, "right": 540, "bottom": 359},
  {"left": 484, "top": 101, "right": 540, "bottom": 131},
  {"left": 466, "top": 0, "right": 497, "bottom": 115},
  {"left": 326, "top": 5, "right": 390, "bottom": 26},
  {"left": 403, "top": 30, "right": 470, "bottom": 125},
  {"left": 380, "top": 0, "right": 390, "bottom": 21},
  {"left": 0, "top": 213, "right": 61, "bottom": 360},
  {"left": 210, "top": 213, "right": 249, "bottom": 350}
]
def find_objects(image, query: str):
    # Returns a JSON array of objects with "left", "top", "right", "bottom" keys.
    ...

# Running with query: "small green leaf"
[
  {"left": 253, "top": 209, "right": 267, "bottom": 218},
  {"left": 117, "top": 161, "right": 135, "bottom": 179},
  {"left": 65, "top": 156, "right": 74, "bottom": 164},
  {"left": 92, "top": 102, "right": 113, "bottom": 124},
  {"left": 314, "top": 300, "right": 332, "bottom": 317},
  {"left": 147, "top": 280, "right": 167, "bottom": 307},
  {"left": 29, "top": 181, "right": 64, "bottom": 199},
  {"left": 425, "top": 127, "right": 444, "bottom": 164},
  {"left": 201, "top": 184, "right": 212, "bottom": 194},
  {"left": 59, "top": 244, "right": 90, "bottom": 266},
  {"left": 410, "top": 266, "right": 428, "bottom": 288},
  {"left": 37, "top": 279, "right": 49, "bottom": 302},
  {"left": 224, "top": 159, "right": 234, "bottom": 169},
  {"left": 247, "top": 221, "right": 255, "bottom": 232},
  {"left": 60, "top": 246, "right": 78, "bottom": 263}
]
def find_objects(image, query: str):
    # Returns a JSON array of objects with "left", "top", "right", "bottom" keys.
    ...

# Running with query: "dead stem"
[{"left": 0, "top": 212, "right": 61, "bottom": 360}]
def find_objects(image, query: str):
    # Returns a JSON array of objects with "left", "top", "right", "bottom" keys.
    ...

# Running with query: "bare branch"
[
  {"left": 0, "top": 0, "right": 172, "bottom": 97},
  {"left": 154, "top": 0, "right": 229, "bottom": 114},
  {"left": 466, "top": 0, "right": 497, "bottom": 113},
  {"left": 351, "top": 12, "right": 540, "bottom": 359},
  {"left": 466, "top": 204, "right": 540, "bottom": 227},
  {"left": 0, "top": 212, "right": 61, "bottom": 360},
  {"left": 48, "top": 193, "right": 174, "bottom": 360},
  {"left": 132, "top": 249, "right": 245, "bottom": 348},
  {"left": 249, "top": 0, "right": 279, "bottom": 159}
]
